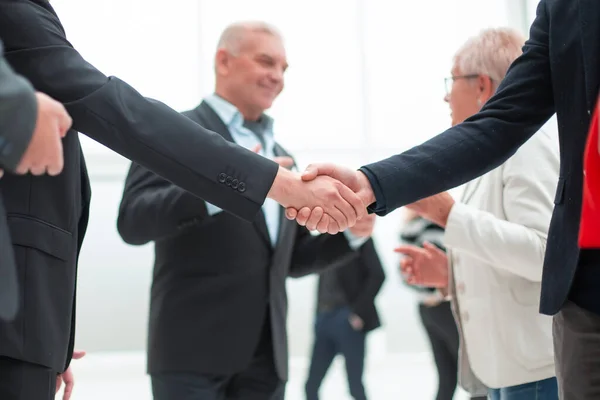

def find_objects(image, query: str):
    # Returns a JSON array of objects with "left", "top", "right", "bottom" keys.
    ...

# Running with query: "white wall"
[{"left": 49, "top": 0, "right": 526, "bottom": 358}]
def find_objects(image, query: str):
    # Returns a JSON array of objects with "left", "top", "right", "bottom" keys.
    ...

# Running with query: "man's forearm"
[{"left": 0, "top": 51, "right": 37, "bottom": 171}]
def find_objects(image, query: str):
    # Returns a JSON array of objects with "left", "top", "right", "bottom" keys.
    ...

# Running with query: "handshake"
[{"left": 267, "top": 163, "right": 376, "bottom": 234}]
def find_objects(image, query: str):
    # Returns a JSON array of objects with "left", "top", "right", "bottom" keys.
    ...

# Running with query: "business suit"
[
  {"left": 117, "top": 101, "right": 360, "bottom": 400},
  {"left": 358, "top": 1, "right": 599, "bottom": 397},
  {"left": 305, "top": 238, "right": 385, "bottom": 400},
  {"left": 0, "top": 38, "right": 37, "bottom": 322},
  {"left": 0, "top": 1, "right": 279, "bottom": 398},
  {"left": 0, "top": 39, "right": 36, "bottom": 172}
]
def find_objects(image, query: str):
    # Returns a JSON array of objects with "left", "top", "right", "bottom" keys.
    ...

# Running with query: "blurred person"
[
  {"left": 0, "top": 2, "right": 365, "bottom": 399},
  {"left": 396, "top": 28, "right": 559, "bottom": 400},
  {"left": 398, "top": 210, "right": 486, "bottom": 400},
  {"left": 117, "top": 21, "right": 374, "bottom": 400},
  {"left": 288, "top": 3, "right": 600, "bottom": 397},
  {"left": 304, "top": 236, "right": 385, "bottom": 400}
]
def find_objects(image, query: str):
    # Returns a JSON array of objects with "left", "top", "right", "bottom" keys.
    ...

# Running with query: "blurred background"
[{"left": 50, "top": 0, "right": 541, "bottom": 398}]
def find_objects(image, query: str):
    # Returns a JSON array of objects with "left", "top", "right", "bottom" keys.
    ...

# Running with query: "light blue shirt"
[{"left": 203, "top": 94, "right": 367, "bottom": 249}]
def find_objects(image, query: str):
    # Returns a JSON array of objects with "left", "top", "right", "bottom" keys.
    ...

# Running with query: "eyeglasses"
[{"left": 444, "top": 74, "right": 479, "bottom": 95}]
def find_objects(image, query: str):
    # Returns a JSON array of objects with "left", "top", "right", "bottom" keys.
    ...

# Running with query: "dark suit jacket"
[
  {"left": 0, "top": 0, "right": 279, "bottom": 373},
  {"left": 321, "top": 238, "right": 385, "bottom": 332},
  {"left": 0, "top": 37, "right": 37, "bottom": 321},
  {"left": 360, "top": 0, "right": 598, "bottom": 316},
  {"left": 0, "top": 39, "right": 36, "bottom": 171},
  {"left": 117, "top": 101, "right": 360, "bottom": 381}
]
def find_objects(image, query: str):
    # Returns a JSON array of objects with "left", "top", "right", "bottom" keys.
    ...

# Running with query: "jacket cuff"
[{"left": 443, "top": 202, "right": 471, "bottom": 249}]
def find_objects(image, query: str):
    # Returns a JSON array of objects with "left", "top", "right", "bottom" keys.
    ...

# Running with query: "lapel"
[
  {"left": 271, "top": 144, "right": 297, "bottom": 250},
  {"left": 578, "top": 0, "right": 600, "bottom": 110},
  {"left": 460, "top": 176, "right": 483, "bottom": 204},
  {"left": 194, "top": 102, "right": 272, "bottom": 247}
]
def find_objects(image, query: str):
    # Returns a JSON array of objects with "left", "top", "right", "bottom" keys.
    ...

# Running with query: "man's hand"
[
  {"left": 301, "top": 163, "right": 375, "bottom": 204},
  {"left": 283, "top": 163, "right": 375, "bottom": 232},
  {"left": 267, "top": 167, "right": 366, "bottom": 234},
  {"left": 55, "top": 350, "right": 86, "bottom": 400},
  {"left": 395, "top": 242, "right": 449, "bottom": 288},
  {"left": 349, "top": 313, "right": 364, "bottom": 331},
  {"left": 14, "top": 92, "right": 71, "bottom": 176},
  {"left": 406, "top": 192, "right": 455, "bottom": 228},
  {"left": 348, "top": 213, "right": 376, "bottom": 238}
]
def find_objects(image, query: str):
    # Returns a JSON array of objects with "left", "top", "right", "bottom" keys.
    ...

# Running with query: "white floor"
[{"left": 61, "top": 351, "right": 472, "bottom": 400}]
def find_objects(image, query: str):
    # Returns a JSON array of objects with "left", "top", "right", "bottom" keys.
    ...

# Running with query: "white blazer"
[{"left": 445, "top": 119, "right": 559, "bottom": 389}]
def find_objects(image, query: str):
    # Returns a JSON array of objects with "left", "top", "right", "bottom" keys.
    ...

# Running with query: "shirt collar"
[{"left": 204, "top": 93, "right": 274, "bottom": 135}]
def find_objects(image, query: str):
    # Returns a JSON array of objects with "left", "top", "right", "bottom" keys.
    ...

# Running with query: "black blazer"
[
  {"left": 0, "top": 38, "right": 36, "bottom": 321},
  {"left": 323, "top": 238, "right": 385, "bottom": 332},
  {"left": 0, "top": 0, "right": 278, "bottom": 373},
  {"left": 117, "top": 101, "right": 360, "bottom": 381},
  {"left": 0, "top": 38, "right": 36, "bottom": 171},
  {"left": 360, "top": 0, "right": 599, "bottom": 316}
]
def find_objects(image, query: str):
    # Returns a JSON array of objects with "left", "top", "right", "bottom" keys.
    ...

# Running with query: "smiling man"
[{"left": 117, "top": 21, "right": 374, "bottom": 400}]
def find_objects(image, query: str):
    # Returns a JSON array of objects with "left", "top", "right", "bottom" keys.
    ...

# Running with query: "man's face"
[
  {"left": 444, "top": 65, "right": 481, "bottom": 127},
  {"left": 219, "top": 31, "right": 288, "bottom": 119}
]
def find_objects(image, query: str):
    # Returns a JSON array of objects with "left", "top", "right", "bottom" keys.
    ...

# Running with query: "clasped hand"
[{"left": 268, "top": 163, "right": 376, "bottom": 234}]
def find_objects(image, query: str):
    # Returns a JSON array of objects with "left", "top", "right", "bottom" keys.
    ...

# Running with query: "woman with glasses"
[{"left": 397, "top": 28, "right": 560, "bottom": 400}]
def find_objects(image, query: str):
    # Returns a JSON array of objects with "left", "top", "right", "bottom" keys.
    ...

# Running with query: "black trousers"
[
  {"left": 553, "top": 300, "right": 600, "bottom": 400},
  {"left": 419, "top": 302, "right": 486, "bottom": 400},
  {"left": 0, "top": 356, "right": 57, "bottom": 400},
  {"left": 151, "top": 312, "right": 285, "bottom": 400},
  {"left": 305, "top": 306, "right": 367, "bottom": 400}
]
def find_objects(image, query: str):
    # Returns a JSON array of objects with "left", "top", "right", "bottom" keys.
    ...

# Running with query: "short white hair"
[
  {"left": 454, "top": 27, "right": 525, "bottom": 91},
  {"left": 216, "top": 21, "right": 282, "bottom": 56}
]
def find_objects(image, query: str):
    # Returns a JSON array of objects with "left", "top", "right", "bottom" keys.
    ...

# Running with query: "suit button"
[
  {"left": 238, "top": 182, "right": 246, "bottom": 192},
  {"left": 225, "top": 176, "right": 233, "bottom": 186},
  {"left": 231, "top": 179, "right": 239, "bottom": 189},
  {"left": 218, "top": 173, "right": 227, "bottom": 183}
]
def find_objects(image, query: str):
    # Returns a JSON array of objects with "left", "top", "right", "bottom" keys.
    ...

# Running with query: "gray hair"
[
  {"left": 454, "top": 27, "right": 526, "bottom": 91},
  {"left": 216, "top": 21, "right": 282, "bottom": 56}
]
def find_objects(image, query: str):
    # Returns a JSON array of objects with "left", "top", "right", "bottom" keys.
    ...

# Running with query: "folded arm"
[
  {"left": 117, "top": 163, "right": 213, "bottom": 245},
  {"left": 349, "top": 239, "right": 386, "bottom": 318},
  {"left": 288, "top": 228, "right": 360, "bottom": 278},
  {"left": 0, "top": 39, "right": 36, "bottom": 171}
]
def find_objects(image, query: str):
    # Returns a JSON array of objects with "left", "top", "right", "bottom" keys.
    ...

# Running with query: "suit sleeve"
[
  {"left": 0, "top": 39, "right": 37, "bottom": 171},
  {"left": 117, "top": 162, "right": 212, "bottom": 245},
  {"left": 360, "top": 0, "right": 554, "bottom": 215},
  {"left": 288, "top": 228, "right": 360, "bottom": 278},
  {"left": 349, "top": 239, "right": 386, "bottom": 319},
  {"left": 0, "top": 3, "right": 278, "bottom": 222}
]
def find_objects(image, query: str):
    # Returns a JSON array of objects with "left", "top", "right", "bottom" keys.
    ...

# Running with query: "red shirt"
[{"left": 579, "top": 101, "right": 600, "bottom": 248}]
